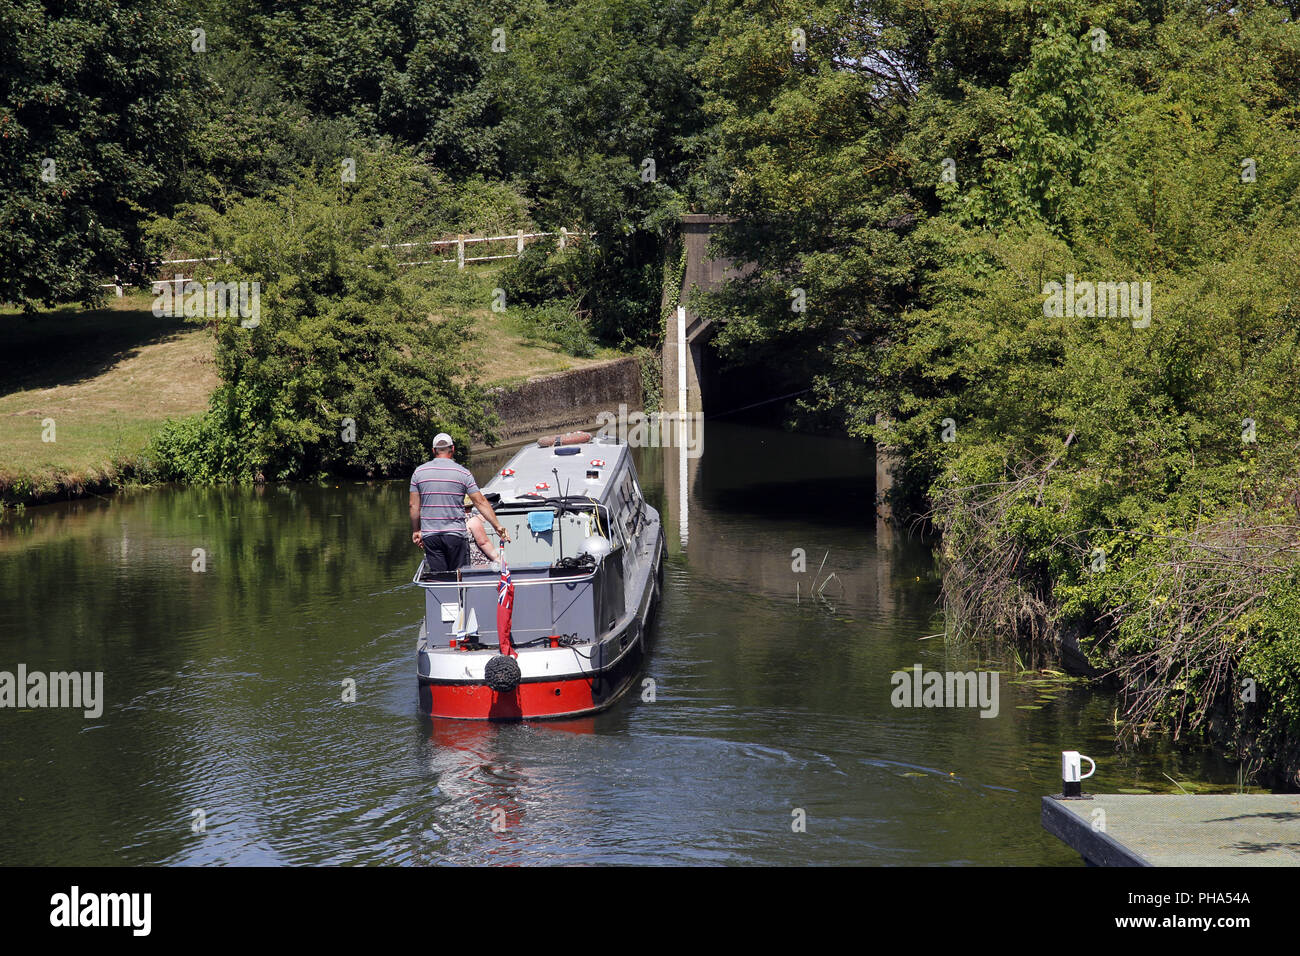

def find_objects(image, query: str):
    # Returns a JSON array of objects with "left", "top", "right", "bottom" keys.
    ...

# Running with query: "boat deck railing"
[{"left": 411, "top": 563, "right": 597, "bottom": 589}]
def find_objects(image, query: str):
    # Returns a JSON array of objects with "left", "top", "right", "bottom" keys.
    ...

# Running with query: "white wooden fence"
[{"left": 99, "top": 229, "right": 592, "bottom": 296}]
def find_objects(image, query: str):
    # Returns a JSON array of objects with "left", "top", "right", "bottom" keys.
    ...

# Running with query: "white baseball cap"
[{"left": 432, "top": 432, "right": 454, "bottom": 449}]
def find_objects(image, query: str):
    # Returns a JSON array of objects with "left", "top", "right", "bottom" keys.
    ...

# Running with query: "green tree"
[
  {"left": 210, "top": 0, "right": 505, "bottom": 176},
  {"left": 488, "top": 0, "right": 709, "bottom": 345},
  {"left": 0, "top": 0, "right": 206, "bottom": 306},
  {"left": 147, "top": 153, "right": 499, "bottom": 482},
  {"left": 690, "top": 0, "right": 922, "bottom": 390}
]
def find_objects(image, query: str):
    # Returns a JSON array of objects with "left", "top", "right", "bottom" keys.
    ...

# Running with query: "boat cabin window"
[
  {"left": 481, "top": 505, "right": 617, "bottom": 570},
  {"left": 610, "top": 467, "right": 644, "bottom": 542}
]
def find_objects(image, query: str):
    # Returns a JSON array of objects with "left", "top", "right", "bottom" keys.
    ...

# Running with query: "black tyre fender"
[{"left": 485, "top": 654, "right": 521, "bottom": 692}]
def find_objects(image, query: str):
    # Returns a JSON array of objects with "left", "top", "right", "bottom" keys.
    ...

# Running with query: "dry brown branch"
[{"left": 1104, "top": 520, "right": 1300, "bottom": 745}]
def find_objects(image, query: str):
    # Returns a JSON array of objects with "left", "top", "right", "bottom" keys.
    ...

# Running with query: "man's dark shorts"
[{"left": 423, "top": 532, "right": 469, "bottom": 575}]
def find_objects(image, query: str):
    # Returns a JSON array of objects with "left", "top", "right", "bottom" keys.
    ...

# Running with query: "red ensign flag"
[{"left": 496, "top": 555, "right": 515, "bottom": 657}]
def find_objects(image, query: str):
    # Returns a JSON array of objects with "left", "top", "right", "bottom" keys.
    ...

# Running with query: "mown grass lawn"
[
  {"left": 470, "top": 308, "right": 625, "bottom": 388},
  {"left": 0, "top": 293, "right": 217, "bottom": 499},
  {"left": 1, "top": 276, "right": 629, "bottom": 504}
]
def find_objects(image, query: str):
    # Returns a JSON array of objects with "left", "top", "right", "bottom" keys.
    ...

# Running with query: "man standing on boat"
[{"left": 410, "top": 433, "right": 511, "bottom": 575}]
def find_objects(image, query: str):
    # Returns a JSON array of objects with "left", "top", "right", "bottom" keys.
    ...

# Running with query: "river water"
[{"left": 0, "top": 421, "right": 1237, "bottom": 865}]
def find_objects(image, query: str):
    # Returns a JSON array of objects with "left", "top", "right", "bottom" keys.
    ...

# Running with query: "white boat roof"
[{"left": 483, "top": 435, "right": 631, "bottom": 505}]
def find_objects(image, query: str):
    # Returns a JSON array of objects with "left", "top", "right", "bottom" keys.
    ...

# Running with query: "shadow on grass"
[{"left": 0, "top": 303, "right": 195, "bottom": 396}]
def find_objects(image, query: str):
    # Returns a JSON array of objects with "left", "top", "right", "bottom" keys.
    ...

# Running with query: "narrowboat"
[{"left": 413, "top": 433, "right": 665, "bottom": 720}]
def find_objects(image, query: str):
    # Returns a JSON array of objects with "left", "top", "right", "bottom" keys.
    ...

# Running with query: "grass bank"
[
  {"left": 0, "top": 293, "right": 217, "bottom": 506},
  {"left": 0, "top": 276, "right": 630, "bottom": 508}
]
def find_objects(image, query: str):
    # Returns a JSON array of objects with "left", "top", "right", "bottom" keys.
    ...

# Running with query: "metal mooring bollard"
[{"left": 1060, "top": 750, "right": 1096, "bottom": 799}]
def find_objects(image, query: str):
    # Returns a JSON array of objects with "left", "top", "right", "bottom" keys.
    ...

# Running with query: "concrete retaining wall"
[{"left": 486, "top": 357, "right": 643, "bottom": 444}]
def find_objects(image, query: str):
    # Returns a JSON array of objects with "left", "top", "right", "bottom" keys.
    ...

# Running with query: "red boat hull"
[
  {"left": 419, "top": 633, "right": 647, "bottom": 721},
  {"left": 422, "top": 677, "right": 598, "bottom": 720}
]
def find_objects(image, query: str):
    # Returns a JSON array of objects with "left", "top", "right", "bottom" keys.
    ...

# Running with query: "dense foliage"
[
  {"left": 0, "top": 0, "right": 206, "bottom": 305},
  {"left": 693, "top": 0, "right": 1300, "bottom": 782}
]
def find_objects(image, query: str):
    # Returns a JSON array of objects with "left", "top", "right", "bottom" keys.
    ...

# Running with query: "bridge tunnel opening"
[
  {"left": 685, "top": 331, "right": 891, "bottom": 527},
  {"left": 696, "top": 333, "right": 816, "bottom": 427}
]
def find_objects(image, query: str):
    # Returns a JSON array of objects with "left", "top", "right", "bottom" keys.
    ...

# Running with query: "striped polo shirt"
[{"left": 410, "top": 458, "right": 480, "bottom": 536}]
